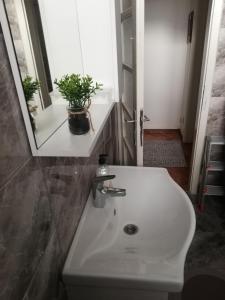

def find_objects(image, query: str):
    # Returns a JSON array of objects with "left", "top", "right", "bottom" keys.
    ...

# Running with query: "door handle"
[
  {"left": 125, "top": 119, "right": 136, "bottom": 123},
  {"left": 140, "top": 114, "right": 150, "bottom": 123},
  {"left": 140, "top": 111, "right": 150, "bottom": 147},
  {"left": 143, "top": 115, "right": 150, "bottom": 122}
]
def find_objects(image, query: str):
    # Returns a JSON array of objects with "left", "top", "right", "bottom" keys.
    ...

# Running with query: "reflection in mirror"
[{"left": 4, "top": 0, "right": 84, "bottom": 147}]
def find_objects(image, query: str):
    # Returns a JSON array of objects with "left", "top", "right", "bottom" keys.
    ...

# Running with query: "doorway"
[
  {"left": 116, "top": 0, "right": 223, "bottom": 194},
  {"left": 143, "top": 0, "right": 209, "bottom": 191}
]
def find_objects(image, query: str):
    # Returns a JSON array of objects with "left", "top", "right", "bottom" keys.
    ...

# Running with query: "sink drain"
[{"left": 123, "top": 224, "right": 139, "bottom": 235}]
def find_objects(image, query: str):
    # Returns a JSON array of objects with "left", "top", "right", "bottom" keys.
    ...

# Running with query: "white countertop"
[
  {"left": 35, "top": 103, "right": 67, "bottom": 148},
  {"left": 36, "top": 100, "right": 115, "bottom": 157}
]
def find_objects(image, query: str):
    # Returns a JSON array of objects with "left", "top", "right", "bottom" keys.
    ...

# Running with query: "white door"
[{"left": 119, "top": 0, "right": 145, "bottom": 166}]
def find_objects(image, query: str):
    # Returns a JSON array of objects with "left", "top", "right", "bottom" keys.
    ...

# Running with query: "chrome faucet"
[{"left": 92, "top": 175, "right": 126, "bottom": 208}]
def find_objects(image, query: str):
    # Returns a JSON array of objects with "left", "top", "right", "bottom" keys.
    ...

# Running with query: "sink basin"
[{"left": 63, "top": 166, "right": 196, "bottom": 300}]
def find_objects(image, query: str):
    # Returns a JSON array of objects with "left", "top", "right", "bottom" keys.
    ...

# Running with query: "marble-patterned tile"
[
  {"left": 185, "top": 197, "right": 225, "bottom": 273},
  {"left": 207, "top": 97, "right": 225, "bottom": 136},
  {"left": 0, "top": 34, "right": 31, "bottom": 189},
  {"left": 170, "top": 197, "right": 225, "bottom": 299},
  {"left": 25, "top": 231, "right": 62, "bottom": 300},
  {"left": 212, "top": 17, "right": 225, "bottom": 96},
  {"left": 4, "top": 0, "right": 28, "bottom": 75},
  {"left": 212, "top": 64, "right": 225, "bottom": 97},
  {"left": 0, "top": 159, "right": 52, "bottom": 300},
  {"left": 39, "top": 131, "right": 106, "bottom": 261},
  {"left": 83, "top": 132, "right": 105, "bottom": 178},
  {"left": 5, "top": 4, "right": 21, "bottom": 41},
  {"left": 216, "top": 28, "right": 225, "bottom": 66},
  {"left": 39, "top": 157, "right": 86, "bottom": 259},
  {"left": 220, "top": 2, "right": 225, "bottom": 28}
]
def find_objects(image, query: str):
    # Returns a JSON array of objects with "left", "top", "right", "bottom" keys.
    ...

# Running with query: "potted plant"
[
  {"left": 22, "top": 75, "right": 40, "bottom": 131},
  {"left": 54, "top": 74, "right": 102, "bottom": 135}
]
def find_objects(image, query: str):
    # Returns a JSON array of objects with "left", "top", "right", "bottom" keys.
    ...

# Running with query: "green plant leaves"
[
  {"left": 54, "top": 74, "right": 103, "bottom": 109},
  {"left": 22, "top": 76, "right": 40, "bottom": 102}
]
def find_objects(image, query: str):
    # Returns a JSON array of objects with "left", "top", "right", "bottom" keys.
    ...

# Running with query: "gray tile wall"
[
  {"left": 4, "top": 0, "right": 28, "bottom": 77},
  {"left": 0, "top": 29, "right": 118, "bottom": 300},
  {"left": 207, "top": 1, "right": 225, "bottom": 136}
]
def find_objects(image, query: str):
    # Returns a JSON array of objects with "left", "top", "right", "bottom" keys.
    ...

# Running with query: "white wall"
[
  {"left": 76, "top": 0, "right": 117, "bottom": 97},
  {"left": 38, "top": 0, "right": 84, "bottom": 85},
  {"left": 38, "top": 0, "right": 118, "bottom": 100},
  {"left": 144, "top": 0, "right": 191, "bottom": 129}
]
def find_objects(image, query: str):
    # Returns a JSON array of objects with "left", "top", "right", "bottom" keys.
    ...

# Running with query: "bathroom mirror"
[{"left": 4, "top": 0, "right": 84, "bottom": 148}]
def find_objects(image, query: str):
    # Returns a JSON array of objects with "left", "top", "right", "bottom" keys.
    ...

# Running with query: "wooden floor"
[{"left": 144, "top": 129, "right": 192, "bottom": 191}]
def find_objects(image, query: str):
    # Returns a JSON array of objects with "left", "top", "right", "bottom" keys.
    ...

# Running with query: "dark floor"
[
  {"left": 144, "top": 129, "right": 192, "bottom": 190},
  {"left": 169, "top": 196, "right": 225, "bottom": 299},
  {"left": 186, "top": 197, "right": 225, "bottom": 273}
]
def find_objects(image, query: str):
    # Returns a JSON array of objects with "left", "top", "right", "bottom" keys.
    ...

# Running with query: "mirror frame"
[{"left": 0, "top": 0, "right": 39, "bottom": 155}]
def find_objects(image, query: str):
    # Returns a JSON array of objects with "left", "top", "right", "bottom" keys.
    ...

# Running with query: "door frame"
[
  {"left": 0, "top": 0, "right": 37, "bottom": 153},
  {"left": 116, "top": 0, "right": 145, "bottom": 166},
  {"left": 136, "top": 0, "right": 145, "bottom": 166},
  {"left": 189, "top": 0, "right": 223, "bottom": 195}
]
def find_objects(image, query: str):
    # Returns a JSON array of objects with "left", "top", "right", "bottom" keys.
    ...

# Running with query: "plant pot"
[{"left": 68, "top": 108, "right": 90, "bottom": 135}]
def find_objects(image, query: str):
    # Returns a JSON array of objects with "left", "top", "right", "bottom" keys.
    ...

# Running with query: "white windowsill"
[{"left": 35, "top": 100, "right": 115, "bottom": 157}]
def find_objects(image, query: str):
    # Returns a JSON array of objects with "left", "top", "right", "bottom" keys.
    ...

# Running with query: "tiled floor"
[{"left": 144, "top": 130, "right": 193, "bottom": 191}]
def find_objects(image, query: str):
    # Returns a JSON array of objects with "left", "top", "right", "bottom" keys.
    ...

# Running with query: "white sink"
[{"left": 63, "top": 166, "right": 196, "bottom": 300}]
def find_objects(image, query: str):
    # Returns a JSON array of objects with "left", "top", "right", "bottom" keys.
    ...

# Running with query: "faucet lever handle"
[
  {"left": 92, "top": 175, "right": 115, "bottom": 199},
  {"left": 93, "top": 175, "right": 115, "bottom": 183}
]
